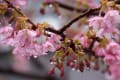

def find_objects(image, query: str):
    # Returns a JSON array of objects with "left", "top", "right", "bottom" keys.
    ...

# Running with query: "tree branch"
[
  {"left": 45, "top": 1, "right": 86, "bottom": 13},
  {"left": 59, "top": 7, "right": 100, "bottom": 33},
  {"left": 4, "top": 0, "right": 36, "bottom": 29},
  {"left": 0, "top": 67, "right": 58, "bottom": 80},
  {"left": 4, "top": 0, "right": 100, "bottom": 38}
]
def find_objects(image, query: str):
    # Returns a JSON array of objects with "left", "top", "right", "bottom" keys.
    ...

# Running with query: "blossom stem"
[
  {"left": 59, "top": 8, "right": 100, "bottom": 33},
  {"left": 4, "top": 0, "right": 100, "bottom": 38},
  {"left": 4, "top": 0, "right": 36, "bottom": 29},
  {"left": 45, "top": 1, "right": 86, "bottom": 13}
]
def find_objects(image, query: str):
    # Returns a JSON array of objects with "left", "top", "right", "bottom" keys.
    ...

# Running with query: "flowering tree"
[{"left": 0, "top": 0, "right": 120, "bottom": 80}]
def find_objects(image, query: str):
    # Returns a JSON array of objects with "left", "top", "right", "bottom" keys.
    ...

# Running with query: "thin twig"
[
  {"left": 54, "top": 0, "right": 120, "bottom": 12},
  {"left": 59, "top": 7, "right": 100, "bottom": 33},
  {"left": 4, "top": 0, "right": 100, "bottom": 38},
  {"left": 45, "top": 1, "right": 86, "bottom": 13},
  {"left": 4, "top": 0, "right": 36, "bottom": 29}
]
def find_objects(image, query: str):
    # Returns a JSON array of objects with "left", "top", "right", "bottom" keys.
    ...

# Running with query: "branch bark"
[
  {"left": 0, "top": 67, "right": 58, "bottom": 80},
  {"left": 4, "top": 0, "right": 100, "bottom": 38}
]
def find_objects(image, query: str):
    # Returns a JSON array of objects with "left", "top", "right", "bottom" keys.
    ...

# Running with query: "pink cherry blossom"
[
  {"left": 44, "top": 0, "right": 54, "bottom": 3},
  {"left": 88, "top": 16, "right": 109, "bottom": 38},
  {"left": 88, "top": 16, "right": 112, "bottom": 35},
  {"left": 0, "top": 27, "right": 61, "bottom": 57},
  {"left": 48, "top": 33, "right": 61, "bottom": 49},
  {"left": 12, "top": 29, "right": 37, "bottom": 57},
  {"left": 106, "top": 41, "right": 120, "bottom": 55},
  {"left": 104, "top": 41, "right": 120, "bottom": 65},
  {"left": 104, "top": 54, "right": 118, "bottom": 65},
  {"left": 0, "top": 26, "right": 13, "bottom": 39},
  {"left": 11, "top": 29, "right": 61, "bottom": 57},
  {"left": 73, "top": 33, "right": 92, "bottom": 48},
  {"left": 104, "top": 10, "right": 120, "bottom": 28},
  {"left": 108, "top": 64, "right": 120, "bottom": 80},
  {"left": 0, "top": 26, "right": 14, "bottom": 46},
  {"left": 11, "top": 0, "right": 28, "bottom": 7},
  {"left": 93, "top": 42, "right": 106, "bottom": 56},
  {"left": 103, "top": 10, "right": 120, "bottom": 34},
  {"left": 88, "top": 10, "right": 120, "bottom": 40},
  {"left": 43, "top": 41, "right": 56, "bottom": 52},
  {"left": 12, "top": 29, "right": 48, "bottom": 57},
  {"left": 13, "top": 29, "right": 37, "bottom": 47},
  {"left": 89, "top": 16, "right": 104, "bottom": 29},
  {"left": 12, "top": 55, "right": 30, "bottom": 72}
]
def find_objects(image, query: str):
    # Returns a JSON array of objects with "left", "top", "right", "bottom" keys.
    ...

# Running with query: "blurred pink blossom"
[
  {"left": 107, "top": 64, "right": 120, "bottom": 80},
  {"left": 44, "top": 0, "right": 54, "bottom": 3},
  {"left": 0, "top": 26, "right": 61, "bottom": 58},
  {"left": 104, "top": 41, "right": 120, "bottom": 65},
  {"left": 0, "top": 26, "right": 14, "bottom": 46},
  {"left": 11, "top": 0, "right": 28, "bottom": 7},
  {"left": 0, "top": 26, "right": 13, "bottom": 40},
  {"left": 93, "top": 42, "right": 106, "bottom": 56},
  {"left": 88, "top": 10, "right": 120, "bottom": 39},
  {"left": 12, "top": 55, "right": 30, "bottom": 72}
]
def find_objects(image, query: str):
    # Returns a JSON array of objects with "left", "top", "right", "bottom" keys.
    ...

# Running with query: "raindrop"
[
  {"left": 50, "top": 62, "right": 54, "bottom": 64},
  {"left": 76, "top": 69, "right": 80, "bottom": 72},
  {"left": 72, "top": 68, "right": 75, "bottom": 71},
  {"left": 49, "top": 4, "right": 53, "bottom": 8},
  {"left": 50, "top": 62, "right": 56, "bottom": 64},
  {"left": 34, "top": 56, "right": 37, "bottom": 58}
]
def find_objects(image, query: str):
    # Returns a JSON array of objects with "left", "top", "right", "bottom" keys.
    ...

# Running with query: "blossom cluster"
[
  {"left": 0, "top": 0, "right": 120, "bottom": 79},
  {"left": 88, "top": 10, "right": 120, "bottom": 80},
  {"left": 0, "top": 26, "right": 61, "bottom": 58}
]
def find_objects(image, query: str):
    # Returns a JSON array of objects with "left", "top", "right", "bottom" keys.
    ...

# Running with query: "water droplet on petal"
[
  {"left": 50, "top": 62, "right": 54, "bottom": 64},
  {"left": 76, "top": 69, "right": 80, "bottom": 72},
  {"left": 34, "top": 56, "right": 37, "bottom": 58},
  {"left": 72, "top": 68, "right": 75, "bottom": 71},
  {"left": 49, "top": 4, "right": 53, "bottom": 8}
]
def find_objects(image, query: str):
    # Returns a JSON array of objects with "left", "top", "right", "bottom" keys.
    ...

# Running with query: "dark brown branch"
[
  {"left": 115, "top": 0, "right": 120, "bottom": 4},
  {"left": 46, "top": 7, "right": 100, "bottom": 38},
  {"left": 0, "top": 67, "right": 58, "bottom": 80},
  {"left": 59, "top": 7, "right": 100, "bottom": 33},
  {"left": 84, "top": 37, "right": 101, "bottom": 57},
  {"left": 52, "top": 1, "right": 86, "bottom": 13},
  {"left": 4, "top": 0, "right": 120, "bottom": 38},
  {"left": 4, "top": 0, "right": 100, "bottom": 38},
  {"left": 46, "top": 0, "right": 120, "bottom": 15},
  {"left": 88, "top": 37, "right": 101, "bottom": 50},
  {"left": 4, "top": 0, "right": 36, "bottom": 29}
]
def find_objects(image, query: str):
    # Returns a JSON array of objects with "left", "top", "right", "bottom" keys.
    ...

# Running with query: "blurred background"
[{"left": 0, "top": 0, "right": 106, "bottom": 80}]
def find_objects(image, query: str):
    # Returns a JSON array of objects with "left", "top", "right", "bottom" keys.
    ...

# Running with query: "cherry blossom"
[
  {"left": 107, "top": 64, "right": 120, "bottom": 80},
  {"left": 1, "top": 0, "right": 120, "bottom": 79},
  {"left": 0, "top": 26, "right": 14, "bottom": 46},
  {"left": 48, "top": 33, "right": 61, "bottom": 49},
  {"left": 11, "top": 0, "right": 28, "bottom": 7},
  {"left": 12, "top": 29, "right": 60, "bottom": 57},
  {"left": 0, "top": 26, "right": 61, "bottom": 58},
  {"left": 12, "top": 29, "right": 37, "bottom": 47},
  {"left": 88, "top": 10, "right": 120, "bottom": 40},
  {"left": 104, "top": 41, "right": 120, "bottom": 65},
  {"left": 73, "top": 33, "right": 92, "bottom": 48},
  {"left": 12, "top": 55, "right": 30, "bottom": 72},
  {"left": 104, "top": 10, "right": 120, "bottom": 29},
  {"left": 44, "top": 0, "right": 54, "bottom": 3},
  {"left": 93, "top": 42, "right": 106, "bottom": 56},
  {"left": 0, "top": 26, "right": 13, "bottom": 40}
]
